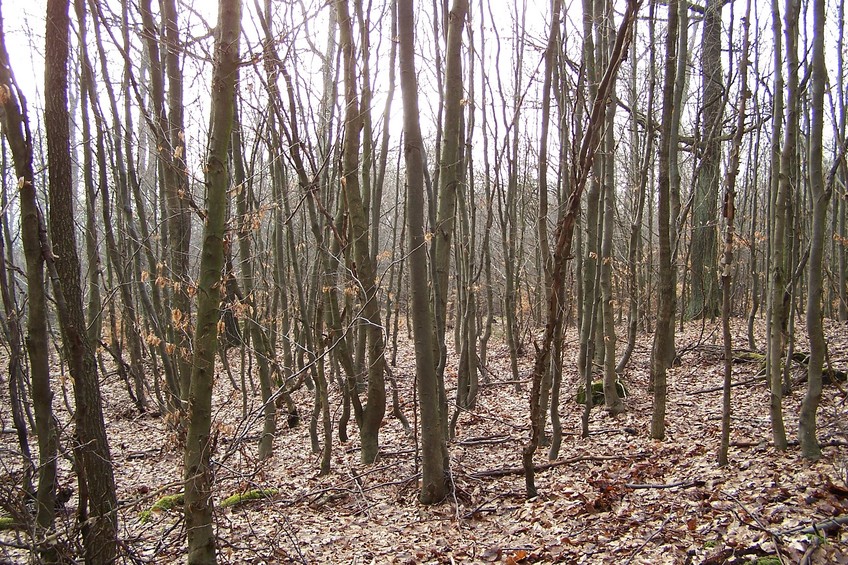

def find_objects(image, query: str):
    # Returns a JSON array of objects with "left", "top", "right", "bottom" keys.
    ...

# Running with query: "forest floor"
[{"left": 2, "top": 318, "right": 848, "bottom": 564}]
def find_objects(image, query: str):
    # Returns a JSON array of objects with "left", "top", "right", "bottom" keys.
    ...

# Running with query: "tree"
[
  {"left": 0, "top": 5, "right": 58, "bottom": 558},
  {"left": 433, "top": 0, "right": 469, "bottom": 429},
  {"left": 523, "top": 0, "right": 639, "bottom": 497},
  {"left": 688, "top": 0, "right": 724, "bottom": 320},
  {"left": 719, "top": 0, "right": 750, "bottom": 466},
  {"left": 183, "top": 0, "right": 241, "bottom": 561},
  {"left": 768, "top": 0, "right": 801, "bottom": 452},
  {"left": 45, "top": 0, "right": 118, "bottom": 560},
  {"left": 336, "top": 0, "right": 386, "bottom": 465},
  {"left": 799, "top": 0, "right": 828, "bottom": 461},
  {"left": 399, "top": 0, "right": 447, "bottom": 504},
  {"left": 651, "top": 0, "right": 679, "bottom": 441}
]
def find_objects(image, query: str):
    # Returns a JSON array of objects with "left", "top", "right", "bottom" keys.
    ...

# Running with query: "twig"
[
  {"left": 624, "top": 479, "right": 703, "bottom": 489},
  {"left": 780, "top": 514, "right": 848, "bottom": 536},
  {"left": 799, "top": 536, "right": 820, "bottom": 565},
  {"left": 723, "top": 492, "right": 786, "bottom": 564},
  {"left": 470, "top": 454, "right": 632, "bottom": 479},
  {"left": 462, "top": 494, "right": 505, "bottom": 519},
  {"left": 623, "top": 514, "right": 673, "bottom": 565},
  {"left": 457, "top": 435, "right": 513, "bottom": 446},
  {"left": 692, "top": 375, "right": 766, "bottom": 394}
]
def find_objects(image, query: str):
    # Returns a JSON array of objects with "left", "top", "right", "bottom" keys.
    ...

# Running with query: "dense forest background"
[{"left": 0, "top": 0, "right": 846, "bottom": 562}]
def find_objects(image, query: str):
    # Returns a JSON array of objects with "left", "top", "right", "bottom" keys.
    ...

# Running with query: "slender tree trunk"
[
  {"left": 719, "top": 0, "right": 750, "bottom": 466},
  {"left": 399, "top": 0, "right": 447, "bottom": 503},
  {"left": 183, "top": 1, "right": 241, "bottom": 562},
  {"left": 0, "top": 13, "right": 58, "bottom": 558},
  {"left": 599, "top": 0, "right": 624, "bottom": 415},
  {"left": 433, "top": 0, "right": 469, "bottom": 432},
  {"left": 769, "top": 0, "right": 800, "bottom": 452},
  {"left": 523, "top": 0, "right": 638, "bottom": 497},
  {"left": 651, "top": 0, "right": 679, "bottom": 440},
  {"left": 336, "top": 0, "right": 387, "bottom": 465},
  {"left": 799, "top": 0, "right": 828, "bottom": 461}
]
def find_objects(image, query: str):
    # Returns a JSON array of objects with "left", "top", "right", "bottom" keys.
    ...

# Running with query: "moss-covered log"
[{"left": 220, "top": 488, "right": 278, "bottom": 509}]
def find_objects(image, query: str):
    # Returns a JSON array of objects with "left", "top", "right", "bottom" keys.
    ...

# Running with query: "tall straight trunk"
[
  {"left": 651, "top": 0, "right": 679, "bottom": 441},
  {"left": 183, "top": 1, "right": 240, "bottom": 562},
  {"left": 161, "top": 0, "right": 194, "bottom": 401},
  {"left": 433, "top": 0, "right": 468, "bottom": 426},
  {"left": 336, "top": 0, "right": 386, "bottom": 465},
  {"left": 578, "top": 0, "right": 601, "bottom": 434},
  {"left": 688, "top": 0, "right": 723, "bottom": 320},
  {"left": 838, "top": 0, "right": 847, "bottom": 322},
  {"left": 45, "top": 0, "right": 118, "bottom": 560},
  {"left": 0, "top": 12, "right": 58, "bottom": 556},
  {"left": 719, "top": 0, "right": 750, "bottom": 466},
  {"left": 769, "top": 0, "right": 800, "bottom": 452},
  {"left": 399, "top": 0, "right": 447, "bottom": 504},
  {"left": 799, "top": 0, "right": 828, "bottom": 461},
  {"left": 617, "top": 7, "right": 654, "bottom": 373},
  {"left": 599, "top": 0, "right": 624, "bottom": 415},
  {"left": 231, "top": 95, "right": 276, "bottom": 461}
]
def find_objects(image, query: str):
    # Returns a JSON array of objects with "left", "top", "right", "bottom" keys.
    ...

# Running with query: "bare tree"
[{"left": 183, "top": 0, "right": 241, "bottom": 561}]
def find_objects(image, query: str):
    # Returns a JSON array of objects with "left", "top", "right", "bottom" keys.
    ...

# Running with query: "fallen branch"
[
  {"left": 780, "top": 514, "right": 848, "bottom": 536},
  {"left": 458, "top": 435, "right": 513, "bottom": 447},
  {"left": 623, "top": 514, "right": 673, "bottom": 565},
  {"left": 624, "top": 479, "right": 703, "bottom": 489},
  {"left": 470, "top": 454, "right": 631, "bottom": 479},
  {"left": 693, "top": 375, "right": 766, "bottom": 394}
]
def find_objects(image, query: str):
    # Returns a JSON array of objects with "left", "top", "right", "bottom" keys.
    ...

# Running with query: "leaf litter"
[{"left": 0, "top": 318, "right": 846, "bottom": 563}]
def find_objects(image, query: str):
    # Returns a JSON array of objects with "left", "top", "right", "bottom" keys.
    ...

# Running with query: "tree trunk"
[
  {"left": 336, "top": 0, "right": 386, "bottom": 465},
  {"left": 183, "top": 0, "right": 240, "bottom": 562},
  {"left": 45, "top": 0, "right": 119, "bottom": 560},
  {"left": 522, "top": 0, "right": 638, "bottom": 497},
  {"left": 719, "top": 0, "right": 750, "bottom": 466},
  {"left": 799, "top": 0, "right": 827, "bottom": 461},
  {"left": 651, "top": 0, "right": 679, "bottom": 441},
  {"left": 399, "top": 0, "right": 447, "bottom": 503},
  {"left": 688, "top": 0, "right": 723, "bottom": 320},
  {"left": 0, "top": 14, "right": 58, "bottom": 558},
  {"left": 433, "top": 0, "right": 469, "bottom": 430}
]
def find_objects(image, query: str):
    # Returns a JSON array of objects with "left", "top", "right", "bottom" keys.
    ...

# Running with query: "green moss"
[
  {"left": 703, "top": 540, "right": 717, "bottom": 549},
  {"left": 220, "top": 488, "right": 278, "bottom": 509},
  {"left": 754, "top": 558, "right": 781, "bottom": 565},
  {"left": 139, "top": 493, "right": 184, "bottom": 523},
  {"left": 0, "top": 516, "right": 17, "bottom": 530},
  {"left": 576, "top": 379, "right": 628, "bottom": 405}
]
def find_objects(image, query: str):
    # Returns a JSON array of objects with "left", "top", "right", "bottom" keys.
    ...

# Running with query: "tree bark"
[
  {"left": 399, "top": 0, "right": 448, "bottom": 504},
  {"left": 45, "top": 0, "right": 119, "bottom": 560},
  {"left": 799, "top": 0, "right": 827, "bottom": 461},
  {"left": 183, "top": 0, "right": 240, "bottom": 562},
  {"left": 651, "top": 0, "right": 679, "bottom": 440},
  {"left": 0, "top": 9, "right": 58, "bottom": 558},
  {"left": 688, "top": 0, "right": 724, "bottom": 320},
  {"left": 336, "top": 0, "right": 386, "bottom": 465}
]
